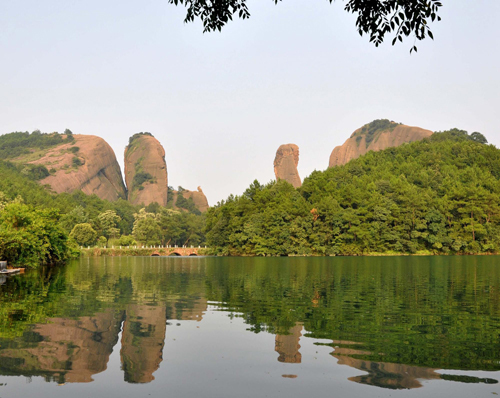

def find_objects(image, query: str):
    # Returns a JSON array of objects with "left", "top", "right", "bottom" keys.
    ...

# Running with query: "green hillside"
[
  {"left": 0, "top": 159, "right": 205, "bottom": 267},
  {"left": 205, "top": 129, "right": 499, "bottom": 255}
]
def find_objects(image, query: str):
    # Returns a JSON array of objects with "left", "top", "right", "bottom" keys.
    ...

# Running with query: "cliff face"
[
  {"left": 274, "top": 144, "right": 301, "bottom": 188},
  {"left": 124, "top": 134, "right": 168, "bottom": 207},
  {"left": 29, "top": 135, "right": 126, "bottom": 201},
  {"left": 329, "top": 120, "right": 433, "bottom": 168}
]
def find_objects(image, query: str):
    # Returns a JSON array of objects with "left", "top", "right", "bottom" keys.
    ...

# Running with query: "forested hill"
[{"left": 205, "top": 129, "right": 500, "bottom": 256}]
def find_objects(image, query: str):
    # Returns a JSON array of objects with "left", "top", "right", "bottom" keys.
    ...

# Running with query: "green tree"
[
  {"left": 60, "top": 206, "right": 89, "bottom": 234},
  {"left": 117, "top": 235, "right": 137, "bottom": 246},
  {"left": 97, "top": 210, "right": 121, "bottom": 239},
  {"left": 132, "top": 209, "right": 162, "bottom": 246},
  {"left": 70, "top": 223, "right": 97, "bottom": 246},
  {"left": 0, "top": 203, "right": 69, "bottom": 267}
]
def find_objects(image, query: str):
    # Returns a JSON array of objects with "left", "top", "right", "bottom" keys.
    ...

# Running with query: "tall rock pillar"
[{"left": 274, "top": 144, "right": 301, "bottom": 188}]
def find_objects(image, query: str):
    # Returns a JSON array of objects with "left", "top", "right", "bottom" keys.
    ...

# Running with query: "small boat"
[{"left": 0, "top": 268, "right": 21, "bottom": 275}]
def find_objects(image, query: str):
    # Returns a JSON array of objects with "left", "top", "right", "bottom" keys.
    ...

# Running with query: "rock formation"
[
  {"left": 170, "top": 186, "right": 209, "bottom": 213},
  {"left": 328, "top": 120, "right": 433, "bottom": 168},
  {"left": 124, "top": 133, "right": 168, "bottom": 207},
  {"left": 27, "top": 134, "right": 126, "bottom": 201},
  {"left": 274, "top": 144, "right": 301, "bottom": 188}
]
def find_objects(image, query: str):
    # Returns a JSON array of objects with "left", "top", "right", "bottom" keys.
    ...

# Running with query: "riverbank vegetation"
[
  {"left": 0, "top": 132, "right": 206, "bottom": 267},
  {"left": 205, "top": 129, "right": 499, "bottom": 256}
]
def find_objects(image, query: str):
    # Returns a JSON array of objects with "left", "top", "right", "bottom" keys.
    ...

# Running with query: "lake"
[{"left": 1, "top": 256, "right": 500, "bottom": 397}]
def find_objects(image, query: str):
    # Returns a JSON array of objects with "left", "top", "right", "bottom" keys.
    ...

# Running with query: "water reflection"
[
  {"left": 0, "top": 309, "right": 122, "bottom": 383},
  {"left": 275, "top": 323, "right": 302, "bottom": 364},
  {"left": 121, "top": 305, "right": 166, "bottom": 383},
  {"left": 330, "top": 342, "right": 441, "bottom": 389},
  {"left": 0, "top": 256, "right": 499, "bottom": 390}
]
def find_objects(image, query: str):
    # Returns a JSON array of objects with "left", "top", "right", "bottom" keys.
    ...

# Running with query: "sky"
[{"left": 1, "top": 1, "right": 499, "bottom": 205}]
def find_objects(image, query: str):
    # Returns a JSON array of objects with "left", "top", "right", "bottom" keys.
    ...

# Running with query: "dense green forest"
[
  {"left": 206, "top": 129, "right": 499, "bottom": 256},
  {"left": 0, "top": 130, "right": 206, "bottom": 267}
]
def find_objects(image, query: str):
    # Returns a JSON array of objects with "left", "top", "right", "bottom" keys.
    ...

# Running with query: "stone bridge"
[
  {"left": 151, "top": 247, "right": 205, "bottom": 257},
  {"left": 83, "top": 246, "right": 208, "bottom": 257}
]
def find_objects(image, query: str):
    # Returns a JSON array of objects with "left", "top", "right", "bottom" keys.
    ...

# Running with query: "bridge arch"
[{"left": 169, "top": 252, "right": 181, "bottom": 256}]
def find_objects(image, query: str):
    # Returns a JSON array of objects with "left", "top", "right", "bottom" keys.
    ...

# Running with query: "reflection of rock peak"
[
  {"left": 331, "top": 345, "right": 441, "bottom": 390},
  {"left": 275, "top": 324, "right": 302, "bottom": 363},
  {"left": 0, "top": 309, "right": 123, "bottom": 384},
  {"left": 120, "top": 304, "right": 167, "bottom": 384}
]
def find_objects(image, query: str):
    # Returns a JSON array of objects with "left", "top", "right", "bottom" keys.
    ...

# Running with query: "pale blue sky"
[{"left": 1, "top": 1, "right": 499, "bottom": 204}]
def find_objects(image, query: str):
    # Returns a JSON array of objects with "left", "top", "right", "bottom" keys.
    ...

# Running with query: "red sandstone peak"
[
  {"left": 329, "top": 120, "right": 433, "bottom": 168},
  {"left": 274, "top": 144, "right": 301, "bottom": 188},
  {"left": 31, "top": 134, "right": 126, "bottom": 201},
  {"left": 124, "top": 133, "right": 168, "bottom": 207}
]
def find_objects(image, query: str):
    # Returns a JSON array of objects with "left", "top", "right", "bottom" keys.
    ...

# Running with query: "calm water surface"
[{"left": 1, "top": 256, "right": 500, "bottom": 397}]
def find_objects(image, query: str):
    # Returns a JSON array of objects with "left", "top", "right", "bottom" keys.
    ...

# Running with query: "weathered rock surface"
[
  {"left": 274, "top": 144, "right": 301, "bottom": 188},
  {"left": 328, "top": 120, "right": 433, "bottom": 168},
  {"left": 170, "top": 186, "right": 209, "bottom": 213},
  {"left": 30, "top": 134, "right": 126, "bottom": 201},
  {"left": 124, "top": 134, "right": 168, "bottom": 207}
]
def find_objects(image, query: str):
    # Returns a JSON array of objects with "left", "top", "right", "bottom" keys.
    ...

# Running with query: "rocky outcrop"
[
  {"left": 124, "top": 133, "right": 168, "bottom": 207},
  {"left": 170, "top": 186, "right": 209, "bottom": 213},
  {"left": 274, "top": 144, "right": 301, "bottom": 188},
  {"left": 329, "top": 120, "right": 433, "bottom": 168},
  {"left": 28, "top": 135, "right": 126, "bottom": 201}
]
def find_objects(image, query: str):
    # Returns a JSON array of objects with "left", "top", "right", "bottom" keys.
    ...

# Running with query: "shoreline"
[{"left": 79, "top": 248, "right": 499, "bottom": 258}]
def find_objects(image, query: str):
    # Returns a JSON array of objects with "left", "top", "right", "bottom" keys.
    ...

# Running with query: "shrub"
[
  {"left": 0, "top": 203, "right": 69, "bottom": 268},
  {"left": 133, "top": 172, "right": 154, "bottom": 189}
]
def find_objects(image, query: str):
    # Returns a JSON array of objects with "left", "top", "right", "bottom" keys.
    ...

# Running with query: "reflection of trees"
[{"left": 1, "top": 255, "right": 500, "bottom": 386}]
